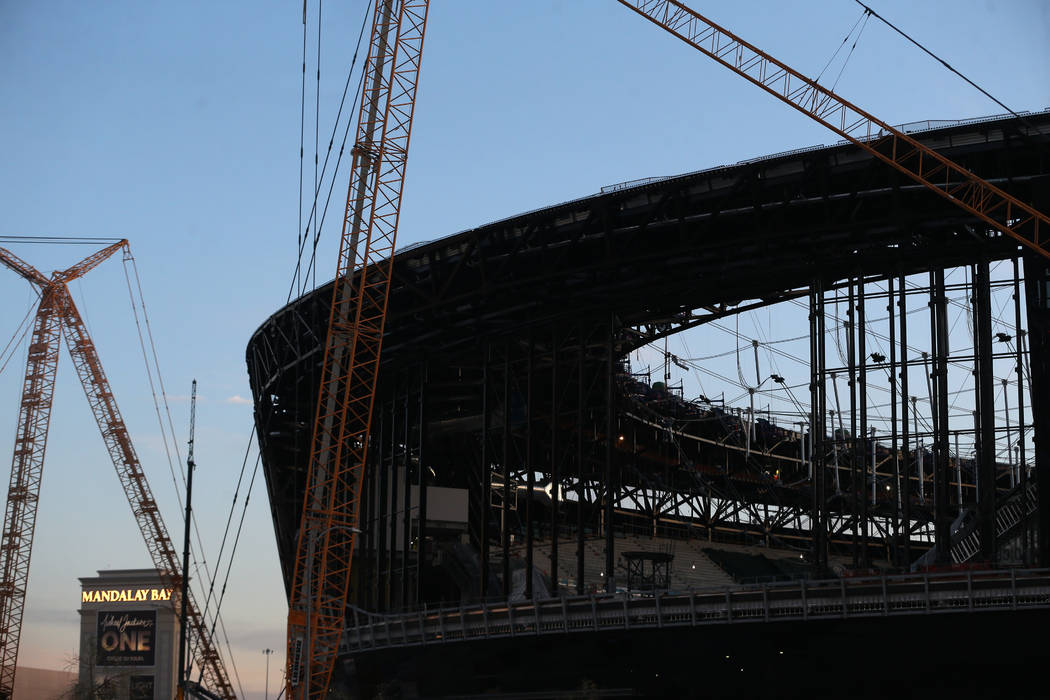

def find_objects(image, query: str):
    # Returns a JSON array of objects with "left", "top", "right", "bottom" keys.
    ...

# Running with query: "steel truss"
[{"left": 248, "top": 113, "right": 1050, "bottom": 620}]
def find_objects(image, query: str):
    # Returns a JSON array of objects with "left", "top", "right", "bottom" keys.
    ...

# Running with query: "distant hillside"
[{"left": 14, "top": 666, "right": 76, "bottom": 700}]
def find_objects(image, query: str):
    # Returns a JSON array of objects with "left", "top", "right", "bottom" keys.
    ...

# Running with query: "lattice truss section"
[
  {"left": 287, "top": 1, "right": 429, "bottom": 698},
  {"left": 617, "top": 0, "right": 1050, "bottom": 256}
]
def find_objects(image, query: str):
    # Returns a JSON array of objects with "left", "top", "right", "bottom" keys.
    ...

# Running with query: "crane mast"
[
  {"left": 616, "top": 0, "right": 1050, "bottom": 259},
  {"left": 0, "top": 243, "right": 236, "bottom": 700},
  {"left": 0, "top": 287, "right": 62, "bottom": 700},
  {"left": 286, "top": 0, "right": 429, "bottom": 697}
]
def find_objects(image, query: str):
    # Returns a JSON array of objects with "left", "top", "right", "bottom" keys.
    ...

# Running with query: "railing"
[
  {"left": 341, "top": 568, "right": 1050, "bottom": 654},
  {"left": 951, "top": 482, "right": 1038, "bottom": 564}
]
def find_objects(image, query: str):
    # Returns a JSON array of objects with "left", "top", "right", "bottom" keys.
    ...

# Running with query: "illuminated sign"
[
  {"left": 96, "top": 610, "right": 156, "bottom": 667},
  {"left": 129, "top": 674, "right": 155, "bottom": 700},
  {"left": 82, "top": 588, "right": 172, "bottom": 604}
]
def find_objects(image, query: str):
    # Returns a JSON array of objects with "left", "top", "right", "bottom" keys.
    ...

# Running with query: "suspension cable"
[
  {"left": 815, "top": 8, "right": 868, "bottom": 85},
  {"left": 313, "top": 0, "right": 322, "bottom": 292},
  {"left": 301, "top": 0, "right": 374, "bottom": 291},
  {"left": 121, "top": 253, "right": 183, "bottom": 512},
  {"left": 0, "top": 297, "right": 37, "bottom": 378},
  {"left": 197, "top": 426, "right": 257, "bottom": 634},
  {"left": 287, "top": 0, "right": 374, "bottom": 302},
  {"left": 0, "top": 235, "right": 123, "bottom": 245},
  {"left": 297, "top": 0, "right": 308, "bottom": 295},
  {"left": 197, "top": 451, "right": 263, "bottom": 690},
  {"left": 854, "top": 0, "right": 1043, "bottom": 136},
  {"left": 830, "top": 10, "right": 870, "bottom": 92},
  {"left": 121, "top": 249, "right": 234, "bottom": 673}
]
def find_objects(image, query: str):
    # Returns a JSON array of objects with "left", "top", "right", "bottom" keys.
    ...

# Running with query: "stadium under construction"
[{"left": 248, "top": 110, "right": 1050, "bottom": 697}]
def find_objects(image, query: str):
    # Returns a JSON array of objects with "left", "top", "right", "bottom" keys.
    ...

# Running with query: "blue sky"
[{"left": 1, "top": 1, "right": 1047, "bottom": 697}]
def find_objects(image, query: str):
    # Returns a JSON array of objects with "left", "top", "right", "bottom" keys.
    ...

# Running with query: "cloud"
[{"left": 224, "top": 395, "right": 252, "bottom": 405}]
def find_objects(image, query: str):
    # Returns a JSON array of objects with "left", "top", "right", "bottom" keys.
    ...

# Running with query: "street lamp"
[
  {"left": 299, "top": 523, "right": 361, "bottom": 699},
  {"left": 263, "top": 648, "right": 274, "bottom": 700}
]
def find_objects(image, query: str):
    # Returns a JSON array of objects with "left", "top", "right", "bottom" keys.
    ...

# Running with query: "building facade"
[{"left": 78, "top": 569, "right": 179, "bottom": 700}]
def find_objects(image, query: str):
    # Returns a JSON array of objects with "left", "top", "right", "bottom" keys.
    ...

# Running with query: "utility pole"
[
  {"left": 178, "top": 380, "right": 198, "bottom": 699},
  {"left": 263, "top": 648, "right": 274, "bottom": 699}
]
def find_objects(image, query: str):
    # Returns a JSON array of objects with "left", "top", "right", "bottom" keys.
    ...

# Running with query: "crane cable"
[
  {"left": 297, "top": 0, "right": 308, "bottom": 296},
  {"left": 195, "top": 450, "right": 264, "bottom": 698},
  {"left": 288, "top": 0, "right": 375, "bottom": 303},
  {"left": 302, "top": 0, "right": 375, "bottom": 291},
  {"left": 0, "top": 296, "right": 37, "bottom": 378},
  {"left": 120, "top": 251, "right": 238, "bottom": 681},
  {"left": 814, "top": 8, "right": 871, "bottom": 93},
  {"left": 829, "top": 10, "right": 869, "bottom": 93},
  {"left": 0, "top": 235, "right": 122, "bottom": 246},
  {"left": 313, "top": 0, "right": 322, "bottom": 293},
  {"left": 854, "top": 0, "right": 1044, "bottom": 137},
  {"left": 196, "top": 425, "right": 257, "bottom": 650},
  {"left": 121, "top": 254, "right": 184, "bottom": 517},
  {"left": 814, "top": 8, "right": 868, "bottom": 85}
]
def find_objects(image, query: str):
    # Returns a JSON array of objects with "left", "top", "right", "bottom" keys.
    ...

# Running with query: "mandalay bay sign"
[{"left": 82, "top": 588, "right": 173, "bottom": 604}]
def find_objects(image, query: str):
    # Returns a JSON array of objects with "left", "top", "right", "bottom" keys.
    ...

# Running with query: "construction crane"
[
  {"left": 0, "top": 242, "right": 236, "bottom": 700},
  {"left": 615, "top": 0, "right": 1050, "bottom": 258},
  {"left": 286, "top": 0, "right": 429, "bottom": 697}
]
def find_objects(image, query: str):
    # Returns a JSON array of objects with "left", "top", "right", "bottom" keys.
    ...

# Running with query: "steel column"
[
  {"left": 858, "top": 278, "right": 869, "bottom": 568},
  {"left": 377, "top": 400, "right": 389, "bottom": 610},
  {"left": 976, "top": 258, "right": 997, "bottom": 562},
  {"left": 401, "top": 387, "right": 411, "bottom": 607},
  {"left": 899, "top": 270, "right": 912, "bottom": 566},
  {"left": 932, "top": 268, "right": 951, "bottom": 564},
  {"left": 388, "top": 389, "right": 400, "bottom": 608},
  {"left": 605, "top": 317, "right": 615, "bottom": 593},
  {"left": 847, "top": 280, "right": 859, "bottom": 566},
  {"left": 388, "top": 388, "right": 398, "bottom": 608},
  {"left": 1013, "top": 257, "right": 1029, "bottom": 564},
  {"left": 362, "top": 419, "right": 376, "bottom": 611},
  {"left": 525, "top": 334, "right": 534, "bottom": 599},
  {"left": 480, "top": 346, "right": 490, "bottom": 596},
  {"left": 1022, "top": 251, "right": 1050, "bottom": 565},
  {"left": 888, "top": 275, "right": 900, "bottom": 566},
  {"left": 502, "top": 345, "right": 511, "bottom": 597},
  {"left": 416, "top": 362, "right": 428, "bottom": 604},
  {"left": 550, "top": 329, "right": 560, "bottom": 595},
  {"left": 576, "top": 332, "right": 586, "bottom": 595},
  {"left": 809, "top": 281, "right": 827, "bottom": 574}
]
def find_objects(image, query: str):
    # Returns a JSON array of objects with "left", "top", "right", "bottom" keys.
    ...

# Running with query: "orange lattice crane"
[
  {"left": 286, "top": 0, "right": 429, "bottom": 697},
  {"left": 616, "top": 0, "right": 1050, "bottom": 258},
  {"left": 0, "top": 242, "right": 236, "bottom": 700}
]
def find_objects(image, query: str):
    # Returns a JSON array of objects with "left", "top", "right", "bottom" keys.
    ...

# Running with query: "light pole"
[
  {"left": 263, "top": 648, "right": 274, "bottom": 700},
  {"left": 178, "top": 381, "right": 198, "bottom": 700},
  {"left": 300, "top": 524, "right": 360, "bottom": 699}
]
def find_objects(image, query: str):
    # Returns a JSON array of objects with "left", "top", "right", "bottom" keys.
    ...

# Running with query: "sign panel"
[
  {"left": 82, "top": 587, "right": 172, "bottom": 604},
  {"left": 129, "top": 674, "right": 155, "bottom": 700},
  {"left": 96, "top": 609, "right": 156, "bottom": 667}
]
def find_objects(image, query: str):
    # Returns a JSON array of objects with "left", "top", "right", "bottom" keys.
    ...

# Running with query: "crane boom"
[
  {"left": 59, "top": 291, "right": 236, "bottom": 700},
  {"left": 287, "top": 0, "right": 429, "bottom": 697},
  {"left": 54, "top": 239, "right": 128, "bottom": 284},
  {"left": 0, "top": 243, "right": 236, "bottom": 699},
  {"left": 0, "top": 247, "right": 49, "bottom": 288},
  {"left": 616, "top": 0, "right": 1050, "bottom": 257}
]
